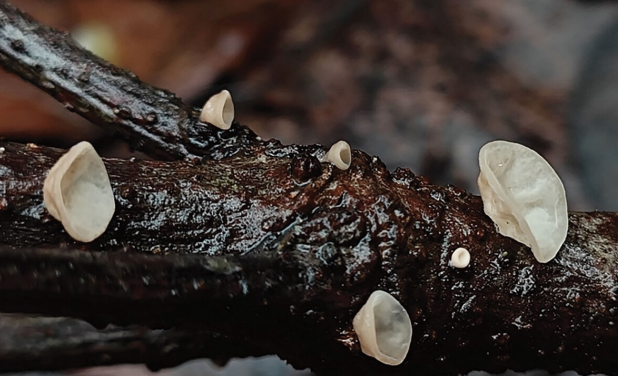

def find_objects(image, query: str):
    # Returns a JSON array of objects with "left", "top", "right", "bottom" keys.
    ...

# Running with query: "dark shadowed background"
[{"left": 2, "top": 0, "right": 617, "bottom": 375}]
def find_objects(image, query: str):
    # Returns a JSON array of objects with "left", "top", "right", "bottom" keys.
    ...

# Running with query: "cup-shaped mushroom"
[
  {"left": 43, "top": 141, "right": 115, "bottom": 243},
  {"left": 352, "top": 290, "right": 412, "bottom": 366},
  {"left": 451, "top": 247, "right": 470, "bottom": 268},
  {"left": 200, "top": 89, "right": 234, "bottom": 130},
  {"left": 477, "top": 140, "right": 568, "bottom": 263},
  {"left": 326, "top": 140, "right": 352, "bottom": 170}
]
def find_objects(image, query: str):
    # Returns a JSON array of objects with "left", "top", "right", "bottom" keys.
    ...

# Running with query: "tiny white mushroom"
[
  {"left": 43, "top": 141, "right": 115, "bottom": 243},
  {"left": 353, "top": 290, "right": 412, "bottom": 366},
  {"left": 200, "top": 89, "right": 234, "bottom": 130},
  {"left": 451, "top": 247, "right": 470, "bottom": 268},
  {"left": 326, "top": 140, "right": 352, "bottom": 170},
  {"left": 477, "top": 140, "right": 568, "bottom": 263}
]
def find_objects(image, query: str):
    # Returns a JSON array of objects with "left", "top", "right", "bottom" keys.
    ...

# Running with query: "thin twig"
[{"left": 0, "top": 1, "right": 259, "bottom": 161}]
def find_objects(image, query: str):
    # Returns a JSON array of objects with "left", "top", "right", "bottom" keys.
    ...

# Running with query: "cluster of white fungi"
[
  {"left": 43, "top": 90, "right": 238, "bottom": 243},
  {"left": 41, "top": 90, "right": 569, "bottom": 367},
  {"left": 352, "top": 141, "right": 568, "bottom": 366},
  {"left": 43, "top": 90, "right": 354, "bottom": 241}
]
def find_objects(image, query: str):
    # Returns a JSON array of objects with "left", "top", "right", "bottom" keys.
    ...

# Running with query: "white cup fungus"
[
  {"left": 477, "top": 140, "right": 568, "bottom": 263},
  {"left": 326, "top": 140, "right": 352, "bottom": 170},
  {"left": 200, "top": 89, "right": 234, "bottom": 130},
  {"left": 451, "top": 247, "right": 470, "bottom": 268},
  {"left": 43, "top": 141, "right": 115, "bottom": 243},
  {"left": 353, "top": 290, "right": 412, "bottom": 366}
]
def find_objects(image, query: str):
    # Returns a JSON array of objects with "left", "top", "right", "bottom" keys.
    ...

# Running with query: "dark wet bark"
[
  {"left": 0, "top": 0, "right": 259, "bottom": 162},
  {"left": 0, "top": 313, "right": 268, "bottom": 372},
  {"left": 0, "top": 141, "right": 616, "bottom": 376},
  {"left": 0, "top": 1, "right": 616, "bottom": 376}
]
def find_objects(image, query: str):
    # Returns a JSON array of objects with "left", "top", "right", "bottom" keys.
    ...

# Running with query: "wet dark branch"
[
  {"left": 0, "top": 0, "right": 259, "bottom": 161},
  {"left": 0, "top": 141, "right": 617, "bottom": 376},
  {"left": 0, "top": 245, "right": 305, "bottom": 328},
  {"left": 0, "top": 141, "right": 351, "bottom": 328},
  {"left": 0, "top": 313, "right": 268, "bottom": 373},
  {"left": 0, "top": 2, "right": 616, "bottom": 376}
]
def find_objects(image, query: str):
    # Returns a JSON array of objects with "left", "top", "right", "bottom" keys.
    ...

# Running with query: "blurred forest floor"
[{"left": 3, "top": 0, "right": 618, "bottom": 374}]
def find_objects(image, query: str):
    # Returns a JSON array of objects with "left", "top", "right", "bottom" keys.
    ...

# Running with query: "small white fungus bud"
[
  {"left": 200, "top": 89, "right": 235, "bottom": 130},
  {"left": 43, "top": 141, "right": 115, "bottom": 243},
  {"left": 326, "top": 140, "right": 352, "bottom": 170},
  {"left": 451, "top": 247, "right": 470, "bottom": 268},
  {"left": 353, "top": 290, "right": 412, "bottom": 366}
]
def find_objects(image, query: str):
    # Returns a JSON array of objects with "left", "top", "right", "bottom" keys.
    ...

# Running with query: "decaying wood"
[{"left": 0, "top": 1, "right": 616, "bottom": 376}]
